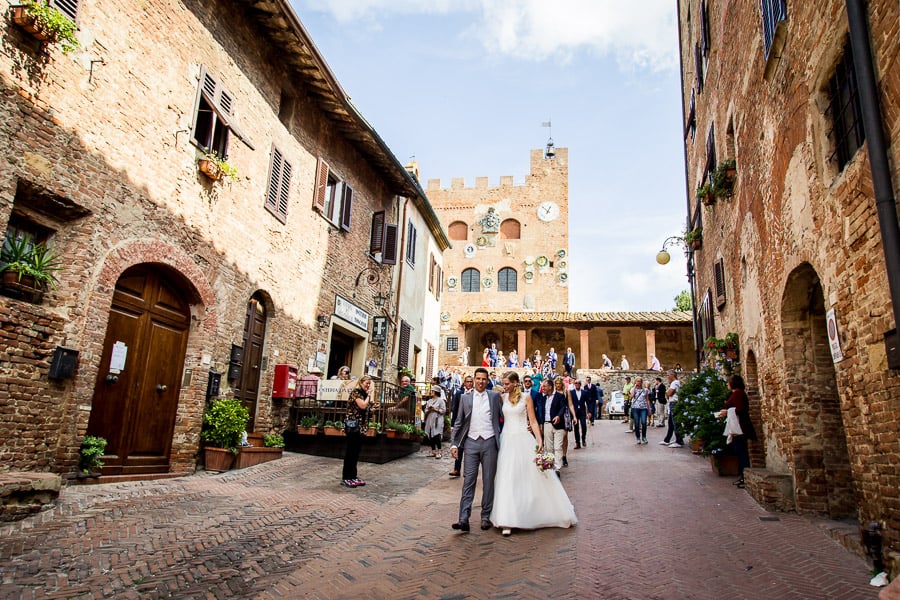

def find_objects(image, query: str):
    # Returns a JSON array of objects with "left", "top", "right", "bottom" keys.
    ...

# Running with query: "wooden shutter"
[
  {"left": 436, "top": 266, "right": 442, "bottom": 301},
  {"left": 382, "top": 224, "right": 398, "bottom": 265},
  {"left": 428, "top": 254, "right": 435, "bottom": 293},
  {"left": 699, "top": 0, "right": 710, "bottom": 57},
  {"left": 406, "top": 221, "right": 417, "bottom": 266},
  {"left": 426, "top": 343, "right": 435, "bottom": 380},
  {"left": 51, "top": 0, "right": 79, "bottom": 21},
  {"left": 694, "top": 43, "right": 703, "bottom": 93},
  {"left": 370, "top": 211, "right": 385, "bottom": 255},
  {"left": 398, "top": 320, "right": 411, "bottom": 368},
  {"left": 340, "top": 184, "right": 353, "bottom": 232},
  {"left": 265, "top": 147, "right": 291, "bottom": 223},
  {"left": 313, "top": 157, "right": 329, "bottom": 212},
  {"left": 714, "top": 258, "right": 726, "bottom": 309}
]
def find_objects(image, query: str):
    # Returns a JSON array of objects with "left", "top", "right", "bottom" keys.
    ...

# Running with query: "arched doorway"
[
  {"left": 234, "top": 293, "right": 270, "bottom": 431},
  {"left": 87, "top": 264, "right": 192, "bottom": 475},
  {"left": 743, "top": 350, "right": 766, "bottom": 469},
  {"left": 780, "top": 263, "right": 855, "bottom": 517}
]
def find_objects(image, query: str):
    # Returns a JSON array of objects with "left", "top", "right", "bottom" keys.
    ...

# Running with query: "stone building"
[
  {"left": 427, "top": 146, "right": 694, "bottom": 371},
  {"left": 0, "top": 0, "right": 446, "bottom": 478},
  {"left": 677, "top": 0, "right": 900, "bottom": 570}
]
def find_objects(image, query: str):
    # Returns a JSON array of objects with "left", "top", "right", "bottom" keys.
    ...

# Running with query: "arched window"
[
  {"left": 498, "top": 267, "right": 517, "bottom": 292},
  {"left": 448, "top": 221, "right": 468, "bottom": 241},
  {"left": 500, "top": 219, "right": 521, "bottom": 239},
  {"left": 461, "top": 268, "right": 480, "bottom": 292}
]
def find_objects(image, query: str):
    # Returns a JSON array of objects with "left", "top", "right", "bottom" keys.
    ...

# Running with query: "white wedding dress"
[{"left": 491, "top": 396, "right": 577, "bottom": 530}]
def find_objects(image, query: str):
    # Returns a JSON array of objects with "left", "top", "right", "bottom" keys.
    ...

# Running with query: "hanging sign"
[
  {"left": 826, "top": 308, "right": 844, "bottom": 363},
  {"left": 372, "top": 316, "right": 387, "bottom": 343}
]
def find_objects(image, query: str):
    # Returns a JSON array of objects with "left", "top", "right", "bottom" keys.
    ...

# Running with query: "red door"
[{"left": 87, "top": 265, "right": 191, "bottom": 475}]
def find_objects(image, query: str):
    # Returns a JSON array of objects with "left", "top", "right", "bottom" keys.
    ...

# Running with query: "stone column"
[
  {"left": 517, "top": 329, "right": 526, "bottom": 366},
  {"left": 580, "top": 329, "right": 590, "bottom": 371},
  {"left": 645, "top": 329, "right": 656, "bottom": 370}
]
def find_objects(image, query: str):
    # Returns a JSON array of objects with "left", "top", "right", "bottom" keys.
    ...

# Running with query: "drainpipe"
[{"left": 845, "top": 0, "right": 900, "bottom": 368}]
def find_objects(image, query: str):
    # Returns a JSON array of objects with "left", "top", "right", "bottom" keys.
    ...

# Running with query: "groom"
[{"left": 450, "top": 367, "right": 503, "bottom": 532}]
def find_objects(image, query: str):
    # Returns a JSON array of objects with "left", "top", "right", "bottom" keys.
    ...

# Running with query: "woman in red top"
[{"left": 717, "top": 374, "right": 757, "bottom": 487}]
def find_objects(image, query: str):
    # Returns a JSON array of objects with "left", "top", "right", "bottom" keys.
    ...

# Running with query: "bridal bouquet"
[{"left": 534, "top": 446, "right": 555, "bottom": 472}]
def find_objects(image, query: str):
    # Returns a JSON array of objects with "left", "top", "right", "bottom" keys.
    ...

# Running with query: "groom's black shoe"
[
  {"left": 481, "top": 520, "right": 492, "bottom": 530},
  {"left": 451, "top": 521, "right": 470, "bottom": 532}
]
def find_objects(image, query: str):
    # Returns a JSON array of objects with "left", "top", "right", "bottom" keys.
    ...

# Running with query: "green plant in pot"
[
  {"left": 78, "top": 435, "right": 107, "bottom": 474},
  {"left": 696, "top": 183, "right": 715, "bottom": 206},
  {"left": 12, "top": 0, "right": 79, "bottom": 54},
  {"left": 0, "top": 233, "right": 35, "bottom": 284},
  {"left": 201, "top": 398, "right": 250, "bottom": 452},
  {"left": 263, "top": 433, "right": 285, "bottom": 448},
  {"left": 683, "top": 226, "right": 702, "bottom": 249},
  {"left": 670, "top": 367, "right": 730, "bottom": 456},
  {"left": 198, "top": 150, "right": 238, "bottom": 181},
  {"left": 28, "top": 242, "right": 62, "bottom": 289},
  {"left": 712, "top": 158, "right": 737, "bottom": 198},
  {"left": 299, "top": 415, "right": 321, "bottom": 428}
]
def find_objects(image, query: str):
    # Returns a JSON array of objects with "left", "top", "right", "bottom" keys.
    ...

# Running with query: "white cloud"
[{"left": 296, "top": 0, "right": 678, "bottom": 70}]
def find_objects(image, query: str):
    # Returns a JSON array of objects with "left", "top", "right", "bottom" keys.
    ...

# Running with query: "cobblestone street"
[{"left": 0, "top": 421, "right": 877, "bottom": 599}]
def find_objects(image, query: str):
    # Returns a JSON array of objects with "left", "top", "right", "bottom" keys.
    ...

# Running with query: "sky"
[{"left": 290, "top": 0, "right": 691, "bottom": 312}]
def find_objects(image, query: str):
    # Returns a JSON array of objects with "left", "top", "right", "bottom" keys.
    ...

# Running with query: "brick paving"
[{"left": 0, "top": 421, "right": 878, "bottom": 599}]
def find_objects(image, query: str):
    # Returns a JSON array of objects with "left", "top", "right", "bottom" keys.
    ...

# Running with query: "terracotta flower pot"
[
  {"left": 198, "top": 158, "right": 223, "bottom": 181},
  {"left": 323, "top": 426, "right": 344, "bottom": 437},
  {"left": 710, "top": 454, "right": 740, "bottom": 476},
  {"left": 10, "top": 7, "right": 53, "bottom": 41},
  {"left": 296, "top": 426, "right": 318, "bottom": 435},
  {"left": 204, "top": 447, "right": 235, "bottom": 472}
]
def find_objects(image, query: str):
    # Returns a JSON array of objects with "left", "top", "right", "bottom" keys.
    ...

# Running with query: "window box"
[
  {"left": 10, "top": 6, "right": 52, "bottom": 41},
  {"left": 197, "top": 152, "right": 236, "bottom": 182},
  {"left": 9, "top": 2, "right": 79, "bottom": 54}
]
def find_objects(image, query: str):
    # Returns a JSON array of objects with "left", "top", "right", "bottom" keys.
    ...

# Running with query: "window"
[
  {"left": 828, "top": 43, "right": 865, "bottom": 171},
  {"left": 500, "top": 219, "right": 521, "bottom": 240},
  {"left": 714, "top": 258, "right": 726, "bottom": 309},
  {"left": 398, "top": 320, "right": 411, "bottom": 369},
  {"left": 191, "top": 67, "right": 250, "bottom": 158},
  {"left": 370, "top": 211, "right": 385, "bottom": 255},
  {"left": 705, "top": 125, "right": 717, "bottom": 183},
  {"left": 694, "top": 42, "right": 704, "bottom": 94},
  {"left": 429, "top": 255, "right": 442, "bottom": 299},
  {"left": 685, "top": 89, "right": 696, "bottom": 141},
  {"left": 264, "top": 146, "right": 292, "bottom": 223},
  {"left": 448, "top": 221, "right": 468, "bottom": 241},
  {"left": 761, "top": 0, "right": 788, "bottom": 61},
  {"left": 369, "top": 211, "right": 399, "bottom": 265},
  {"left": 461, "top": 268, "right": 480, "bottom": 293},
  {"left": 426, "top": 343, "right": 435, "bottom": 380},
  {"left": 699, "top": 0, "right": 710, "bottom": 58},
  {"left": 446, "top": 337, "right": 459, "bottom": 352},
  {"left": 48, "top": 0, "right": 79, "bottom": 21},
  {"left": 498, "top": 267, "right": 517, "bottom": 292},
  {"left": 428, "top": 254, "right": 435, "bottom": 293},
  {"left": 313, "top": 157, "right": 353, "bottom": 231},
  {"left": 698, "top": 289, "right": 715, "bottom": 350},
  {"left": 405, "top": 220, "right": 417, "bottom": 266}
]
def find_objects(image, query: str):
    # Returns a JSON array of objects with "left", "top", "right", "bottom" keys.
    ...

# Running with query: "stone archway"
[{"left": 780, "top": 263, "right": 855, "bottom": 517}]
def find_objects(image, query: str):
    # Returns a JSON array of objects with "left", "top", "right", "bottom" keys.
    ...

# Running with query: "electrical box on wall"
[
  {"left": 228, "top": 344, "right": 243, "bottom": 381},
  {"left": 207, "top": 369, "right": 221, "bottom": 400},
  {"left": 48, "top": 346, "right": 79, "bottom": 380}
]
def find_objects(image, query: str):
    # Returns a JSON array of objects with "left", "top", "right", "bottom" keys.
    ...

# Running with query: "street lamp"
[{"left": 655, "top": 236, "right": 686, "bottom": 265}]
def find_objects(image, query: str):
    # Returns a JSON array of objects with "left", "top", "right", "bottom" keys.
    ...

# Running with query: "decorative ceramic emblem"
[
  {"left": 464, "top": 243, "right": 476, "bottom": 258},
  {"left": 447, "top": 276, "right": 458, "bottom": 288},
  {"left": 440, "top": 311, "right": 451, "bottom": 322},
  {"left": 476, "top": 236, "right": 488, "bottom": 247},
  {"left": 483, "top": 277, "right": 493, "bottom": 288},
  {"left": 557, "top": 249, "right": 567, "bottom": 258},
  {"left": 535, "top": 255, "right": 549, "bottom": 268}
]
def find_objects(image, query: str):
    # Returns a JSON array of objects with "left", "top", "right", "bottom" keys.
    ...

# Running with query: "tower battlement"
[{"left": 425, "top": 147, "right": 567, "bottom": 191}]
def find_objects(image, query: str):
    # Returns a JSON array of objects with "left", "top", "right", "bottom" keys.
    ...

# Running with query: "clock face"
[{"left": 537, "top": 201, "right": 560, "bottom": 222}]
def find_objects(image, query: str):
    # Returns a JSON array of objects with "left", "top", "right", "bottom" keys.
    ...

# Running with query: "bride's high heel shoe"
[{"left": 502, "top": 528, "right": 512, "bottom": 536}]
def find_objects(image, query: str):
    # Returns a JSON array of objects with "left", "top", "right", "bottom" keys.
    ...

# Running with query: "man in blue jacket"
[{"left": 533, "top": 379, "right": 569, "bottom": 473}]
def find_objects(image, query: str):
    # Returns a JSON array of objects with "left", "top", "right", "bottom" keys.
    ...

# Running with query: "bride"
[{"left": 491, "top": 371, "right": 577, "bottom": 536}]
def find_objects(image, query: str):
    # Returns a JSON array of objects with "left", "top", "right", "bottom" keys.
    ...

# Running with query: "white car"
[{"left": 606, "top": 390, "right": 626, "bottom": 419}]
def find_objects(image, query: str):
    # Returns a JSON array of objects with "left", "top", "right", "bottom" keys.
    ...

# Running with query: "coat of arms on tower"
[{"left": 478, "top": 207, "right": 500, "bottom": 233}]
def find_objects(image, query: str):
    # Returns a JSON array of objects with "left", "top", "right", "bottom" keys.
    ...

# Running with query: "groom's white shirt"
[{"left": 469, "top": 390, "right": 493, "bottom": 440}]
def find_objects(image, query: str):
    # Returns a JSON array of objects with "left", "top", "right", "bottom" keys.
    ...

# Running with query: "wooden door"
[
  {"left": 87, "top": 265, "right": 190, "bottom": 474},
  {"left": 234, "top": 295, "right": 267, "bottom": 431}
]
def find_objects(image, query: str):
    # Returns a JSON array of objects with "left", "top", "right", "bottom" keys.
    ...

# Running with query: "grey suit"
[{"left": 451, "top": 389, "right": 503, "bottom": 524}]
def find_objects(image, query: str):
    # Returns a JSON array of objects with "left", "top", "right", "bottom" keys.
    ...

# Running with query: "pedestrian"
[
  {"left": 497, "top": 350, "right": 505, "bottom": 368},
  {"left": 423, "top": 387, "right": 447, "bottom": 459},
  {"left": 660, "top": 370, "right": 685, "bottom": 448},
  {"left": 601, "top": 353, "right": 613, "bottom": 369},
  {"left": 482, "top": 348, "right": 490, "bottom": 367},
  {"left": 522, "top": 357, "right": 532, "bottom": 369},
  {"left": 622, "top": 376, "right": 634, "bottom": 429},
  {"left": 488, "top": 343, "right": 499, "bottom": 368},
  {"left": 716, "top": 374, "right": 757, "bottom": 487},
  {"left": 448, "top": 374, "right": 474, "bottom": 477},
  {"left": 534, "top": 379, "right": 568, "bottom": 474},
  {"left": 569, "top": 379, "right": 588, "bottom": 448},
  {"left": 654, "top": 376, "right": 668, "bottom": 427},
  {"left": 620, "top": 354, "right": 630, "bottom": 370},
  {"left": 341, "top": 375, "right": 376, "bottom": 488},
  {"left": 555, "top": 377, "right": 574, "bottom": 466},
  {"left": 508, "top": 349, "right": 518, "bottom": 367},
  {"left": 630, "top": 377, "right": 650, "bottom": 445},
  {"left": 649, "top": 354, "right": 661, "bottom": 371},
  {"left": 563, "top": 347, "right": 576, "bottom": 378},
  {"left": 450, "top": 367, "right": 503, "bottom": 533},
  {"left": 459, "top": 346, "right": 470, "bottom": 366},
  {"left": 546, "top": 347, "right": 558, "bottom": 371},
  {"left": 491, "top": 371, "right": 577, "bottom": 536},
  {"left": 583, "top": 376, "right": 598, "bottom": 425}
]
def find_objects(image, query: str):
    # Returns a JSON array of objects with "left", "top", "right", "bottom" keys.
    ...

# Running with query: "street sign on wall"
[{"left": 826, "top": 308, "right": 844, "bottom": 363}]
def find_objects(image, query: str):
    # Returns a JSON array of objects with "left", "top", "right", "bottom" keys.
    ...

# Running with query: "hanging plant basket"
[
  {"left": 690, "top": 239, "right": 702, "bottom": 251},
  {"left": 198, "top": 158, "right": 224, "bottom": 181},
  {"left": 10, "top": 6, "right": 53, "bottom": 41}
]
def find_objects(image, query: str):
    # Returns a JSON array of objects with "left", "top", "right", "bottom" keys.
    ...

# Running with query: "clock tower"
[{"left": 425, "top": 147, "right": 569, "bottom": 365}]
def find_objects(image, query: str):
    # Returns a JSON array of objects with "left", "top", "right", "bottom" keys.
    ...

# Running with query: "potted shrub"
[
  {"left": 77, "top": 435, "right": 107, "bottom": 477},
  {"left": 297, "top": 415, "right": 321, "bottom": 435},
  {"left": 198, "top": 150, "right": 238, "bottom": 182},
  {"left": 671, "top": 367, "right": 731, "bottom": 472},
  {"left": 0, "top": 233, "right": 35, "bottom": 287},
  {"left": 200, "top": 398, "right": 249, "bottom": 471},
  {"left": 323, "top": 420, "right": 344, "bottom": 436},
  {"left": 384, "top": 420, "right": 403, "bottom": 439},
  {"left": 365, "top": 421, "right": 380, "bottom": 437},
  {"left": 10, "top": 0, "right": 79, "bottom": 53},
  {"left": 683, "top": 227, "right": 702, "bottom": 250},
  {"left": 712, "top": 158, "right": 737, "bottom": 198},
  {"left": 27, "top": 242, "right": 62, "bottom": 290},
  {"left": 696, "top": 183, "right": 715, "bottom": 206}
]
